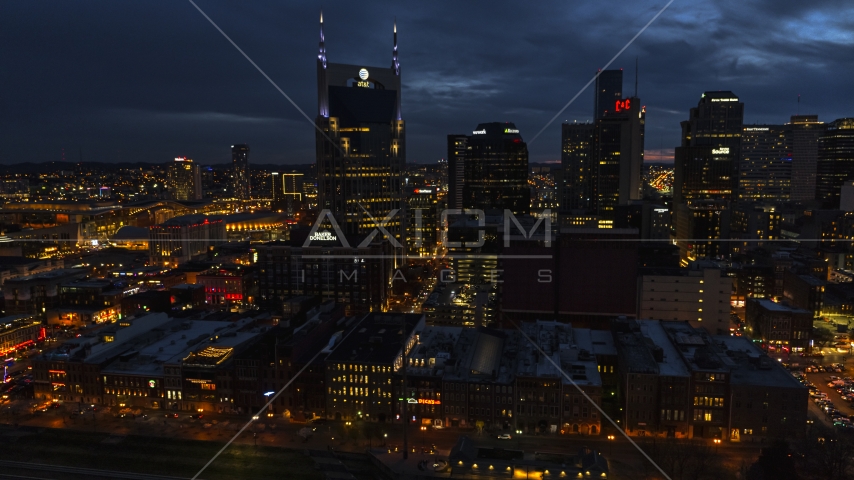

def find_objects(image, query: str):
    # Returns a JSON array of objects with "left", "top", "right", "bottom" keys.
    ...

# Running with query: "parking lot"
[{"left": 795, "top": 364, "right": 854, "bottom": 431}]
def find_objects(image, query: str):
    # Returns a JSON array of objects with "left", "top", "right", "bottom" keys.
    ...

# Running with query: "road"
[
  {"left": 4, "top": 402, "right": 763, "bottom": 479},
  {"left": 0, "top": 460, "right": 195, "bottom": 480}
]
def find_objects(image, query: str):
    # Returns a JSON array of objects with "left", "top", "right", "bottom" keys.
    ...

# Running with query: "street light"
[
  {"left": 607, "top": 435, "right": 615, "bottom": 456},
  {"left": 713, "top": 438, "right": 721, "bottom": 453}
]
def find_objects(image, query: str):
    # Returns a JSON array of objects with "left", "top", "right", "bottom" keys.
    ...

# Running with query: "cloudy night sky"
[{"left": 2, "top": 0, "right": 853, "bottom": 166}]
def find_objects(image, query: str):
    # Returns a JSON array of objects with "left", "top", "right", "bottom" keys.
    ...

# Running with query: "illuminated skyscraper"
[
  {"left": 816, "top": 118, "right": 854, "bottom": 209},
  {"left": 560, "top": 122, "right": 595, "bottom": 211},
  {"left": 463, "top": 122, "right": 529, "bottom": 215},
  {"left": 738, "top": 125, "right": 791, "bottom": 202},
  {"left": 315, "top": 12, "right": 404, "bottom": 238},
  {"left": 271, "top": 172, "right": 304, "bottom": 213},
  {"left": 788, "top": 115, "right": 823, "bottom": 203},
  {"left": 447, "top": 134, "right": 468, "bottom": 210},
  {"left": 167, "top": 157, "right": 201, "bottom": 201},
  {"left": 592, "top": 96, "right": 645, "bottom": 218},
  {"left": 231, "top": 144, "right": 250, "bottom": 200},
  {"left": 674, "top": 91, "right": 744, "bottom": 205}
]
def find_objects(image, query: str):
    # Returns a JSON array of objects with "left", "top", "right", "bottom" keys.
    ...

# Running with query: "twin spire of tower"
[
  {"left": 318, "top": 9, "right": 326, "bottom": 69},
  {"left": 317, "top": 10, "right": 399, "bottom": 76},
  {"left": 392, "top": 18, "right": 400, "bottom": 76}
]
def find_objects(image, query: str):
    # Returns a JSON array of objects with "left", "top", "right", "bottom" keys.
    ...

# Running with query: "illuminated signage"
[
  {"left": 710, "top": 98, "right": 738, "bottom": 102},
  {"left": 414, "top": 189, "right": 433, "bottom": 194},
  {"left": 504, "top": 128, "right": 519, "bottom": 134},
  {"left": 358, "top": 68, "right": 369, "bottom": 80},
  {"left": 744, "top": 127, "right": 769, "bottom": 131},
  {"left": 149, "top": 380, "right": 156, "bottom": 388},
  {"left": 472, "top": 129, "right": 486, "bottom": 135},
  {"left": 356, "top": 81, "right": 371, "bottom": 88},
  {"left": 615, "top": 98, "right": 632, "bottom": 112},
  {"left": 309, "top": 231, "right": 337, "bottom": 241},
  {"left": 406, "top": 398, "right": 441, "bottom": 405},
  {"left": 712, "top": 147, "right": 730, "bottom": 155}
]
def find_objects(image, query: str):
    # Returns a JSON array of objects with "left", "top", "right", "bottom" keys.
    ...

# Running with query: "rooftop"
[{"left": 327, "top": 313, "right": 423, "bottom": 366}]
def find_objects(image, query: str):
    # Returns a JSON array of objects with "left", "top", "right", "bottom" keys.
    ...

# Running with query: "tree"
[{"left": 746, "top": 440, "right": 800, "bottom": 480}]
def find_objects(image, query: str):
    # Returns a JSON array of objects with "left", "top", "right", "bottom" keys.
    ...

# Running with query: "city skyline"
[{"left": 3, "top": 1, "right": 854, "bottom": 166}]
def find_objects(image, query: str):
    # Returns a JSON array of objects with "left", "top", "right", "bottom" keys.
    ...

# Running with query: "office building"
[
  {"left": 738, "top": 125, "right": 790, "bottom": 202},
  {"left": 148, "top": 215, "right": 226, "bottom": 267},
  {"left": 674, "top": 201, "right": 728, "bottom": 263},
  {"left": 745, "top": 299, "right": 812, "bottom": 352},
  {"left": 325, "top": 313, "right": 423, "bottom": 422},
  {"left": 404, "top": 186, "right": 438, "bottom": 257},
  {"left": 271, "top": 172, "right": 303, "bottom": 213},
  {"left": 560, "top": 122, "right": 595, "bottom": 211},
  {"left": 782, "top": 271, "right": 825, "bottom": 319},
  {"left": 447, "top": 134, "right": 468, "bottom": 210},
  {"left": 231, "top": 144, "right": 250, "bottom": 201},
  {"left": 593, "top": 69, "right": 623, "bottom": 120},
  {"left": 315, "top": 15, "right": 404, "bottom": 238},
  {"left": 592, "top": 96, "right": 645, "bottom": 218},
  {"left": 501, "top": 228, "right": 639, "bottom": 325},
  {"left": 674, "top": 92, "right": 744, "bottom": 205},
  {"left": 421, "top": 283, "right": 494, "bottom": 328},
  {"left": 255, "top": 228, "right": 390, "bottom": 316},
  {"left": 816, "top": 118, "right": 854, "bottom": 208},
  {"left": 167, "top": 157, "right": 201, "bottom": 201},
  {"left": 788, "top": 115, "right": 823, "bottom": 202},
  {"left": 463, "top": 122, "right": 530, "bottom": 215},
  {"left": 638, "top": 262, "right": 733, "bottom": 331}
]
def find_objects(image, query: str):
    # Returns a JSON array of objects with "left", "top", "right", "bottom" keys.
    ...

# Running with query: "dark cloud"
[{"left": 1, "top": 0, "right": 852, "bottom": 165}]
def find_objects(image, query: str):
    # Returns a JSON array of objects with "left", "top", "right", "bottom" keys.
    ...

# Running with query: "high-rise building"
[
  {"left": 271, "top": 172, "right": 304, "bottom": 213},
  {"left": 593, "top": 70, "right": 623, "bottom": 120},
  {"left": 788, "top": 115, "right": 823, "bottom": 202},
  {"left": 592, "top": 96, "right": 645, "bottom": 218},
  {"left": 737, "top": 125, "right": 790, "bottom": 202},
  {"left": 560, "top": 122, "right": 595, "bottom": 211},
  {"left": 462, "top": 122, "right": 529, "bottom": 215},
  {"left": 674, "top": 92, "right": 743, "bottom": 207},
  {"left": 231, "top": 144, "right": 250, "bottom": 200},
  {"left": 404, "top": 186, "right": 438, "bottom": 257},
  {"left": 563, "top": 71, "right": 642, "bottom": 218},
  {"left": 674, "top": 200, "right": 728, "bottom": 263},
  {"left": 315, "top": 13, "right": 404, "bottom": 239},
  {"left": 148, "top": 215, "right": 225, "bottom": 267},
  {"left": 816, "top": 118, "right": 854, "bottom": 209},
  {"left": 447, "top": 134, "right": 468, "bottom": 210},
  {"left": 167, "top": 157, "right": 201, "bottom": 201}
]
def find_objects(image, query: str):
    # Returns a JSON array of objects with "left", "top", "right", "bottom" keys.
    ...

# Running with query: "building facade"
[
  {"left": 315, "top": 15, "right": 404, "bottom": 238},
  {"left": 167, "top": 157, "right": 201, "bottom": 201},
  {"left": 231, "top": 144, "right": 250, "bottom": 201}
]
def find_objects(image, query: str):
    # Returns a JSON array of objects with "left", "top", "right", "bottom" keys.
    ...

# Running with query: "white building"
[{"left": 638, "top": 262, "right": 733, "bottom": 332}]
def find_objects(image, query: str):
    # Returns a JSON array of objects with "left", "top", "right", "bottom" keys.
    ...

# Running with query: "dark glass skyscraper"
[
  {"left": 231, "top": 144, "right": 250, "bottom": 200},
  {"left": 447, "top": 134, "right": 468, "bottom": 210},
  {"left": 560, "top": 122, "right": 595, "bottom": 212},
  {"left": 562, "top": 70, "right": 642, "bottom": 218},
  {"left": 816, "top": 118, "right": 854, "bottom": 209},
  {"left": 462, "top": 122, "right": 529, "bottom": 215},
  {"left": 315, "top": 13, "right": 404, "bottom": 237},
  {"left": 594, "top": 70, "right": 623, "bottom": 120},
  {"left": 674, "top": 91, "right": 744, "bottom": 204},
  {"left": 592, "top": 96, "right": 645, "bottom": 218}
]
